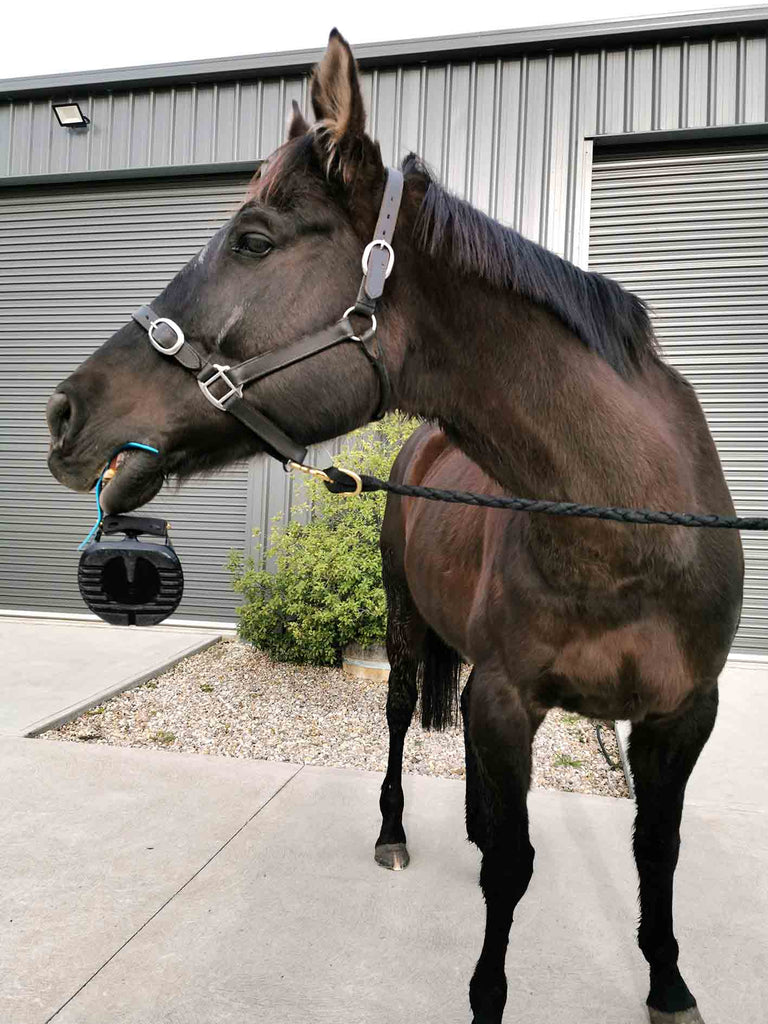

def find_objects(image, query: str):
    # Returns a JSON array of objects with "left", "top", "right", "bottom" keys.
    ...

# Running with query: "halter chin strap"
[{"left": 131, "top": 168, "right": 404, "bottom": 468}]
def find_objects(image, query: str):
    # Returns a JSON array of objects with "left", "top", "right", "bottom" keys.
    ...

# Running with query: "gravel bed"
[{"left": 45, "top": 638, "right": 629, "bottom": 799}]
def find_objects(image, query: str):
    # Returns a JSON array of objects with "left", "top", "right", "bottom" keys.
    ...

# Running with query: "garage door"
[
  {"left": 0, "top": 172, "right": 253, "bottom": 620},
  {"left": 590, "top": 140, "right": 768, "bottom": 653}
]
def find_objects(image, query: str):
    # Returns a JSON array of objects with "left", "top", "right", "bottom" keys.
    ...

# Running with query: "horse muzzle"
[{"left": 46, "top": 387, "right": 89, "bottom": 457}]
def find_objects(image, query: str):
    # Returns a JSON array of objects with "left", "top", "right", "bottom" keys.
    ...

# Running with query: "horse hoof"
[
  {"left": 648, "top": 1007, "right": 705, "bottom": 1024},
  {"left": 374, "top": 842, "right": 410, "bottom": 870}
]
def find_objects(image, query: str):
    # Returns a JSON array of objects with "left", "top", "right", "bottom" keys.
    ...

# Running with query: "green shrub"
[{"left": 227, "top": 416, "right": 420, "bottom": 666}]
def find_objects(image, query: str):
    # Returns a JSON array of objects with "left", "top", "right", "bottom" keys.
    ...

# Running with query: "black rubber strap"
[
  {"left": 225, "top": 317, "right": 357, "bottom": 388},
  {"left": 101, "top": 514, "right": 169, "bottom": 538}
]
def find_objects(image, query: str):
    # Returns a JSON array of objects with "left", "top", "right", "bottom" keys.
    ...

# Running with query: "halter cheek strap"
[{"left": 131, "top": 167, "right": 404, "bottom": 469}]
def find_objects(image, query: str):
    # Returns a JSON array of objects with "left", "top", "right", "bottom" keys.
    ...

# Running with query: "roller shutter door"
[
  {"left": 0, "top": 172, "right": 253, "bottom": 620},
  {"left": 590, "top": 141, "right": 768, "bottom": 653}
]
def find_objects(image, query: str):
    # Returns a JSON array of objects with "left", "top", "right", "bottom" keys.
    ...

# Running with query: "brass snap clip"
[{"left": 286, "top": 462, "right": 363, "bottom": 497}]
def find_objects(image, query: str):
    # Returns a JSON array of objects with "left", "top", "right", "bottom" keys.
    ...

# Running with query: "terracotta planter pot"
[{"left": 342, "top": 642, "right": 390, "bottom": 682}]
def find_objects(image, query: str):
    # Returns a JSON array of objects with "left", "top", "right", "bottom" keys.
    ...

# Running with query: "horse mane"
[{"left": 402, "top": 154, "right": 657, "bottom": 376}]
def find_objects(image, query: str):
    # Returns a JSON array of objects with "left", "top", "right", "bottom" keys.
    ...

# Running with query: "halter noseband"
[{"left": 131, "top": 168, "right": 404, "bottom": 470}]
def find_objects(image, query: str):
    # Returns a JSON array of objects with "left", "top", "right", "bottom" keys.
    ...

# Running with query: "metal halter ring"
[
  {"left": 148, "top": 317, "right": 185, "bottom": 356},
  {"left": 361, "top": 239, "right": 395, "bottom": 279},
  {"left": 343, "top": 306, "right": 378, "bottom": 343}
]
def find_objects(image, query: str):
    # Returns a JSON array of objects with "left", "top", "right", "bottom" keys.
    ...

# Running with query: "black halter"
[{"left": 131, "top": 168, "right": 404, "bottom": 469}]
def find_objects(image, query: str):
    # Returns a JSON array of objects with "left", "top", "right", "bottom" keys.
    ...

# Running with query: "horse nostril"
[{"left": 46, "top": 391, "right": 74, "bottom": 447}]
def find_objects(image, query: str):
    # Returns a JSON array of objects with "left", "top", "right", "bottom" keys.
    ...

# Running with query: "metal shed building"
[{"left": 1, "top": 8, "right": 767, "bottom": 647}]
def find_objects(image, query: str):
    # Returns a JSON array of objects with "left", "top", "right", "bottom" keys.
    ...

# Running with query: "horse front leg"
[
  {"left": 628, "top": 684, "right": 719, "bottom": 1024},
  {"left": 464, "top": 662, "right": 539, "bottom": 1024},
  {"left": 374, "top": 564, "right": 424, "bottom": 871},
  {"left": 374, "top": 652, "right": 419, "bottom": 870}
]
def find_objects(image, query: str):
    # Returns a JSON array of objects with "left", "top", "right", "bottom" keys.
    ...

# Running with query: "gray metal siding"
[
  {"left": 2, "top": 30, "right": 767, "bottom": 260},
  {"left": 589, "top": 142, "right": 768, "bottom": 651},
  {"left": 0, "top": 173, "right": 255, "bottom": 619}
]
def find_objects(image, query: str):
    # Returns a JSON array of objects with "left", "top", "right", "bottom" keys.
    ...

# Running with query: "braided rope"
[{"left": 323, "top": 468, "right": 768, "bottom": 530}]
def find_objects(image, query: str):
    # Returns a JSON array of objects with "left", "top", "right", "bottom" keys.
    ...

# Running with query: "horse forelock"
[{"left": 246, "top": 134, "right": 324, "bottom": 208}]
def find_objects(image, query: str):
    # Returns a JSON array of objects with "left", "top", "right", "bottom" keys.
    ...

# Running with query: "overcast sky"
[{"left": 2, "top": 1, "right": 765, "bottom": 80}]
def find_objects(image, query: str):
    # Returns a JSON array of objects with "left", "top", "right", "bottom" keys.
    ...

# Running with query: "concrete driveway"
[
  {"left": 0, "top": 631, "right": 766, "bottom": 1023},
  {"left": 0, "top": 616, "right": 219, "bottom": 736}
]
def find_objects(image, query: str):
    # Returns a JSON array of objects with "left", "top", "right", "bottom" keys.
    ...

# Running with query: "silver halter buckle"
[
  {"left": 361, "top": 239, "right": 395, "bottom": 278},
  {"left": 198, "top": 364, "right": 243, "bottom": 410},
  {"left": 148, "top": 317, "right": 185, "bottom": 356}
]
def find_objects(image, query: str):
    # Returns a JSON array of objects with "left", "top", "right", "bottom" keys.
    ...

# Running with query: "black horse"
[{"left": 47, "top": 29, "right": 743, "bottom": 1024}]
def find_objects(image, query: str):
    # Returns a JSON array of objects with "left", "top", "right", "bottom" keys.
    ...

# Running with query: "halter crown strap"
[{"left": 355, "top": 168, "right": 403, "bottom": 314}]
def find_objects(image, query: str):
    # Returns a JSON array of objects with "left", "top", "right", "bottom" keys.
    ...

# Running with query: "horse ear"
[
  {"left": 310, "top": 28, "right": 371, "bottom": 182},
  {"left": 287, "top": 100, "right": 310, "bottom": 141}
]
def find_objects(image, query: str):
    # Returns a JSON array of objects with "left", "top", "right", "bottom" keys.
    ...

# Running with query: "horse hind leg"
[
  {"left": 464, "top": 662, "right": 541, "bottom": 1024},
  {"left": 375, "top": 559, "right": 461, "bottom": 871},
  {"left": 629, "top": 684, "right": 719, "bottom": 1024},
  {"left": 461, "top": 668, "right": 489, "bottom": 849}
]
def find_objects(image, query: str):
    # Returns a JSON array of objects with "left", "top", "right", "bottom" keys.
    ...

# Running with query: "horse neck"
[{"left": 392, "top": 275, "right": 677, "bottom": 510}]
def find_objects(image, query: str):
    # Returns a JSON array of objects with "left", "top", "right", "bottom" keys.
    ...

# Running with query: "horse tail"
[{"left": 419, "top": 627, "right": 462, "bottom": 731}]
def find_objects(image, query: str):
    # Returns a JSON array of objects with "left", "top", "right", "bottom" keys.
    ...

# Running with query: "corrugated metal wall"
[
  {"left": 589, "top": 141, "right": 768, "bottom": 651},
  {"left": 0, "top": 170, "right": 344, "bottom": 620},
  {"left": 2, "top": 32, "right": 767, "bottom": 257},
  {"left": 0, "top": 173, "right": 252, "bottom": 619}
]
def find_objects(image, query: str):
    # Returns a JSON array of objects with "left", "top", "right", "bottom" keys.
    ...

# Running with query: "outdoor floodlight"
[{"left": 52, "top": 102, "right": 90, "bottom": 128}]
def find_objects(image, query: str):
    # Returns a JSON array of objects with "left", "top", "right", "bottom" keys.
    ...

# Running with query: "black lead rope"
[{"left": 321, "top": 466, "right": 768, "bottom": 530}]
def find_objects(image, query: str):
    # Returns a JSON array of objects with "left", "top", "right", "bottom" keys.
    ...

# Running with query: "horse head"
[{"left": 47, "top": 29, "right": 419, "bottom": 513}]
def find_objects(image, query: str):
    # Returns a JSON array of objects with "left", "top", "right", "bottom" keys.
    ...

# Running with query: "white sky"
[{"left": 2, "top": 1, "right": 766, "bottom": 80}]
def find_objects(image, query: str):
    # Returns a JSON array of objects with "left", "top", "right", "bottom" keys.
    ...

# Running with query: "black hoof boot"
[{"left": 374, "top": 842, "right": 410, "bottom": 870}]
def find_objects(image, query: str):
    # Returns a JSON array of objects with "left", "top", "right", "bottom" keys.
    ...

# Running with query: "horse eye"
[{"left": 237, "top": 233, "right": 273, "bottom": 256}]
